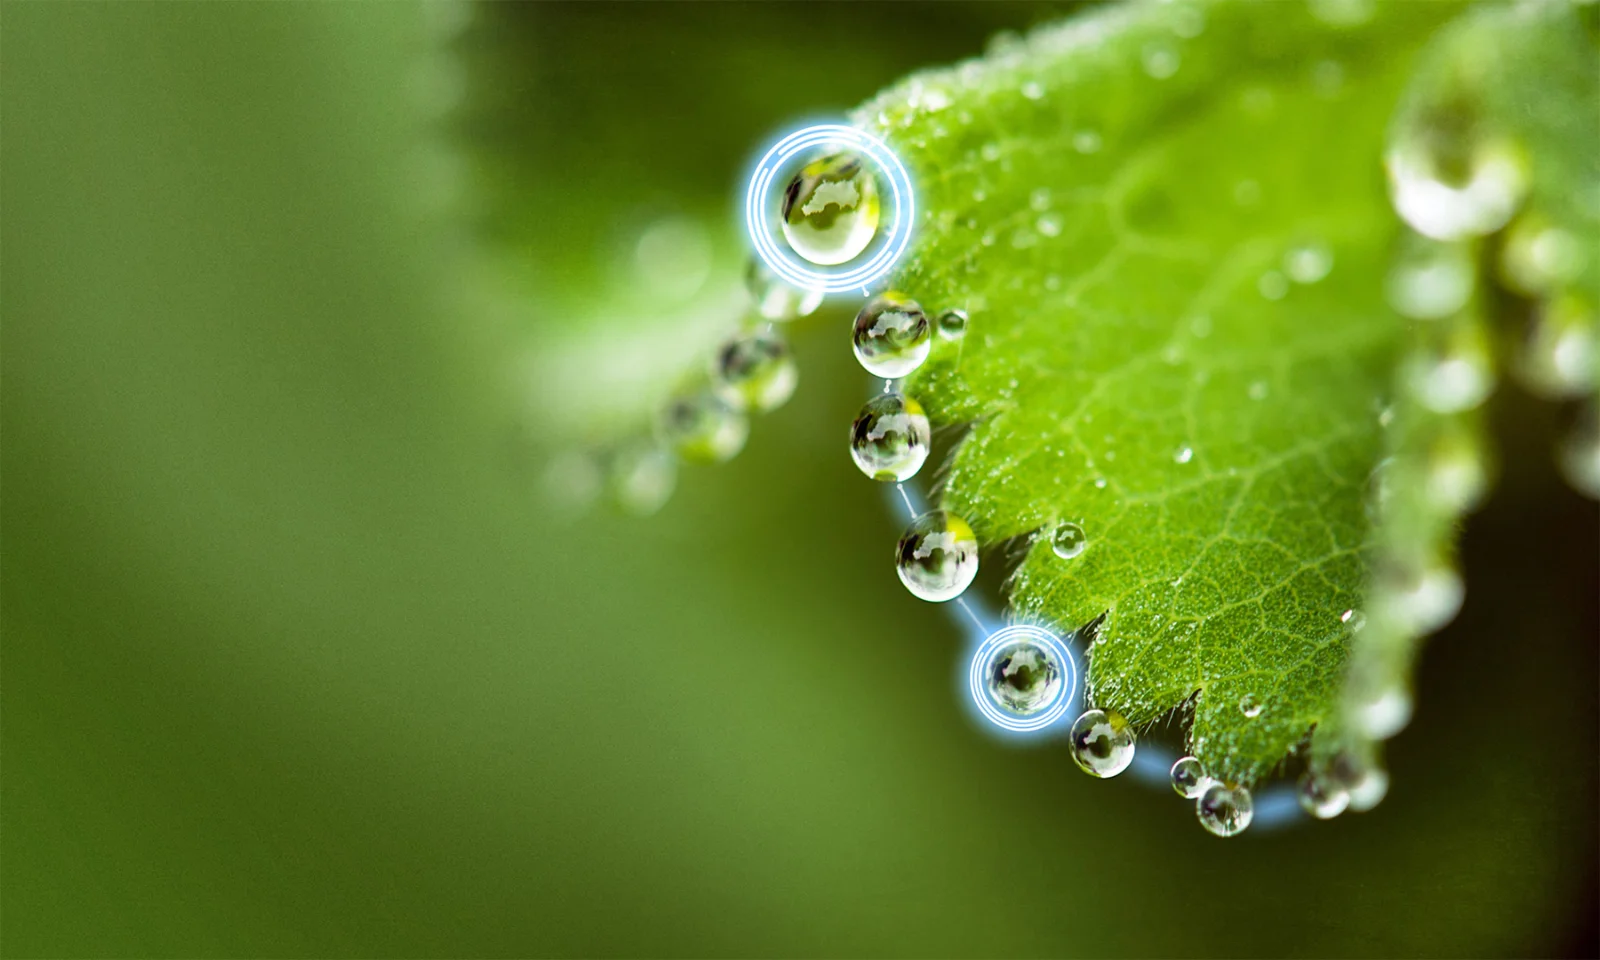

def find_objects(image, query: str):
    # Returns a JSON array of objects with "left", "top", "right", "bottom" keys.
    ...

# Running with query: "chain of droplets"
[{"left": 1322, "top": 3, "right": 1600, "bottom": 822}]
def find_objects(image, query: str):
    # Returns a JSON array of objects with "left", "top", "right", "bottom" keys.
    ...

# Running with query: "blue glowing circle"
[
  {"left": 745, "top": 124, "right": 915, "bottom": 294},
  {"left": 967, "top": 623, "right": 1078, "bottom": 733}
]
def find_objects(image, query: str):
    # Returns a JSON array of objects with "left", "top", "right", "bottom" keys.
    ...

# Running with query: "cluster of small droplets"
[
  {"left": 1164, "top": 754, "right": 1256, "bottom": 836},
  {"left": 1341, "top": 5, "right": 1598, "bottom": 793}
]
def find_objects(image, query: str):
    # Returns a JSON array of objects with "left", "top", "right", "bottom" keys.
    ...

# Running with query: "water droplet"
[
  {"left": 1354, "top": 683, "right": 1413, "bottom": 739},
  {"left": 1258, "top": 270, "right": 1289, "bottom": 300},
  {"left": 1029, "top": 187, "right": 1053, "bottom": 212},
  {"left": 1170, "top": 5, "right": 1205, "bottom": 38},
  {"left": 1174, "top": 446, "right": 1194, "bottom": 464},
  {"left": 1298, "top": 771, "right": 1351, "bottom": 819},
  {"left": 1386, "top": 234, "right": 1474, "bottom": 320},
  {"left": 895, "top": 511, "right": 979, "bottom": 602},
  {"left": 1072, "top": 129, "right": 1103, "bottom": 154},
  {"left": 1238, "top": 694, "right": 1262, "bottom": 718},
  {"left": 1284, "top": 240, "right": 1334, "bottom": 283},
  {"left": 1406, "top": 330, "right": 1493, "bottom": 414},
  {"left": 1035, "top": 213, "right": 1063, "bottom": 238},
  {"left": 1142, "top": 41, "right": 1180, "bottom": 79},
  {"left": 1426, "top": 426, "right": 1489, "bottom": 512},
  {"left": 660, "top": 390, "right": 748, "bottom": 463},
  {"left": 850, "top": 393, "right": 930, "bottom": 482},
  {"left": 1051, "top": 522, "right": 1088, "bottom": 560},
  {"left": 1170, "top": 756, "right": 1210, "bottom": 798},
  {"left": 1021, "top": 80, "right": 1044, "bottom": 101},
  {"left": 1365, "top": 456, "right": 1395, "bottom": 522},
  {"left": 608, "top": 443, "right": 676, "bottom": 516},
  {"left": 746, "top": 258, "right": 824, "bottom": 322},
  {"left": 780, "top": 152, "right": 881, "bottom": 266},
  {"left": 1094, "top": 477, "right": 1108, "bottom": 489},
  {"left": 1559, "top": 402, "right": 1600, "bottom": 499},
  {"left": 1381, "top": 560, "right": 1464, "bottom": 633},
  {"left": 1516, "top": 293, "right": 1598, "bottom": 399},
  {"left": 936, "top": 308, "right": 969, "bottom": 341},
  {"left": 1308, "top": 0, "right": 1375, "bottom": 27},
  {"left": 983, "top": 637, "right": 1064, "bottom": 717},
  {"left": 1196, "top": 782, "right": 1254, "bottom": 837},
  {"left": 1248, "top": 381, "right": 1269, "bottom": 401},
  {"left": 1386, "top": 132, "right": 1529, "bottom": 242},
  {"left": 1189, "top": 314, "right": 1213, "bottom": 338},
  {"left": 1499, "top": 216, "right": 1586, "bottom": 297},
  {"left": 1341, "top": 608, "right": 1367, "bottom": 632},
  {"left": 713, "top": 330, "right": 797, "bottom": 413},
  {"left": 853, "top": 293, "right": 932, "bottom": 378},
  {"left": 980, "top": 142, "right": 1002, "bottom": 162},
  {"left": 1069, "top": 708, "right": 1137, "bottom": 778},
  {"left": 1330, "top": 751, "right": 1389, "bottom": 812}
]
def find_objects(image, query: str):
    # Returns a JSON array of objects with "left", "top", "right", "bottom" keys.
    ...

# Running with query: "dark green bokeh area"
[{"left": 3, "top": 3, "right": 1595, "bottom": 957}]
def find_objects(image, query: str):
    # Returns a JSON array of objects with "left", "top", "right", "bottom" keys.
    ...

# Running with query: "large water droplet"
[
  {"left": 1069, "top": 708, "right": 1136, "bottom": 778},
  {"left": 853, "top": 294, "right": 932, "bottom": 378},
  {"left": 608, "top": 443, "right": 677, "bottom": 516},
  {"left": 1386, "top": 132, "right": 1528, "bottom": 242},
  {"left": 660, "top": 390, "right": 748, "bottom": 463},
  {"left": 850, "top": 393, "right": 930, "bottom": 482},
  {"left": 895, "top": 511, "right": 979, "bottom": 602},
  {"left": 1387, "top": 234, "right": 1474, "bottom": 320},
  {"left": 937, "top": 308, "right": 969, "bottom": 341},
  {"left": 713, "top": 330, "right": 797, "bottom": 413},
  {"left": 746, "top": 258, "right": 823, "bottom": 322},
  {"left": 983, "top": 637, "right": 1064, "bottom": 717},
  {"left": 780, "top": 152, "right": 881, "bottom": 266},
  {"left": 1353, "top": 683, "right": 1413, "bottom": 739},
  {"left": 1381, "top": 560, "right": 1464, "bottom": 633},
  {"left": 1196, "top": 782, "right": 1254, "bottom": 837},
  {"left": 1051, "top": 522, "right": 1087, "bottom": 560},
  {"left": 1298, "top": 771, "right": 1351, "bottom": 819},
  {"left": 1170, "top": 755, "right": 1210, "bottom": 798},
  {"left": 1330, "top": 750, "right": 1389, "bottom": 812}
]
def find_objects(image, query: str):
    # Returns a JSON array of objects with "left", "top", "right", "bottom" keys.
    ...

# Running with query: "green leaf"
[{"left": 853, "top": 1, "right": 1465, "bottom": 783}]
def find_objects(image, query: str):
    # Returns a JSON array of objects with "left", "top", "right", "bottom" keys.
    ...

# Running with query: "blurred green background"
[{"left": 3, "top": 3, "right": 1595, "bottom": 957}]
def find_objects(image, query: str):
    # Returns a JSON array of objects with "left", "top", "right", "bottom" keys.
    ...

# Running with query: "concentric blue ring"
[
  {"left": 744, "top": 124, "right": 915, "bottom": 294},
  {"left": 967, "top": 623, "right": 1078, "bottom": 733}
]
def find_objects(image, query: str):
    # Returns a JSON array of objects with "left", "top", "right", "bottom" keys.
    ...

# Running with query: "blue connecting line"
[{"left": 881, "top": 467, "right": 1302, "bottom": 830}]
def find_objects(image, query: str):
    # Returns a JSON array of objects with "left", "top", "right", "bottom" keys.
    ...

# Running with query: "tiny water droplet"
[
  {"left": 1386, "top": 234, "right": 1474, "bottom": 320},
  {"left": 853, "top": 293, "right": 931, "bottom": 378},
  {"left": 1021, "top": 80, "right": 1044, "bottom": 101},
  {"left": 660, "top": 390, "right": 748, "bottom": 463},
  {"left": 895, "top": 511, "right": 979, "bottom": 602},
  {"left": 1036, "top": 213, "right": 1063, "bottom": 237},
  {"left": 1239, "top": 694, "right": 1262, "bottom": 718},
  {"left": 1386, "top": 130, "right": 1528, "bottom": 242},
  {"left": 1029, "top": 187, "right": 1053, "bottom": 212},
  {"left": 781, "top": 152, "right": 881, "bottom": 266},
  {"left": 850, "top": 393, "right": 930, "bottom": 483},
  {"left": 746, "top": 258, "right": 824, "bottom": 322},
  {"left": 1196, "top": 782, "right": 1254, "bottom": 837},
  {"left": 1073, "top": 129, "right": 1103, "bottom": 154},
  {"left": 937, "top": 308, "right": 969, "bottom": 341},
  {"left": 1142, "top": 41, "right": 1180, "bottom": 79},
  {"left": 1298, "top": 771, "right": 1351, "bottom": 819},
  {"left": 1170, "top": 756, "right": 1210, "bottom": 798},
  {"left": 608, "top": 443, "right": 676, "bottom": 516},
  {"left": 984, "top": 637, "right": 1064, "bottom": 716},
  {"left": 1174, "top": 446, "right": 1194, "bottom": 464},
  {"left": 1285, "top": 240, "right": 1334, "bottom": 283},
  {"left": 1069, "top": 708, "right": 1137, "bottom": 778},
  {"left": 1340, "top": 608, "right": 1367, "bottom": 632},
  {"left": 713, "top": 330, "right": 797, "bottom": 413},
  {"left": 1258, "top": 270, "right": 1289, "bottom": 301},
  {"left": 1248, "top": 381, "right": 1269, "bottom": 401},
  {"left": 1051, "top": 522, "right": 1087, "bottom": 560},
  {"left": 1233, "top": 179, "right": 1261, "bottom": 206},
  {"left": 1170, "top": 5, "right": 1205, "bottom": 38},
  {"left": 1190, "top": 314, "right": 1213, "bottom": 338},
  {"left": 1094, "top": 477, "right": 1108, "bottom": 489},
  {"left": 980, "top": 142, "right": 1002, "bottom": 162}
]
